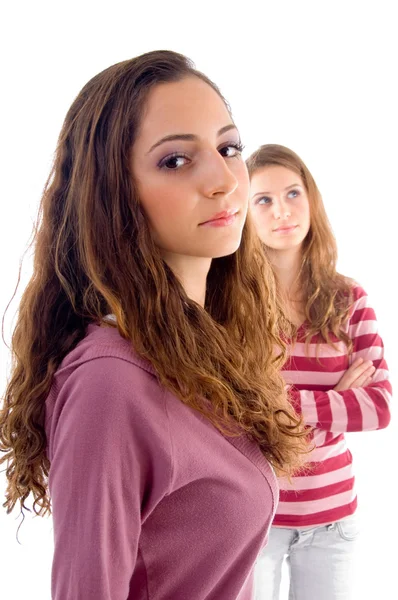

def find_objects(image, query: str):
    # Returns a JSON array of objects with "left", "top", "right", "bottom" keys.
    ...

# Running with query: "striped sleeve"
[{"left": 289, "top": 287, "right": 392, "bottom": 433}]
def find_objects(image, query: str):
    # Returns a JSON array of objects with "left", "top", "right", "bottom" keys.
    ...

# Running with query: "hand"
[{"left": 334, "top": 357, "right": 375, "bottom": 392}]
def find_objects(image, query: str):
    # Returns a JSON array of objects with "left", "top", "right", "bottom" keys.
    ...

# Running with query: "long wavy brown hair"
[
  {"left": 1, "top": 52, "right": 308, "bottom": 519},
  {"left": 246, "top": 144, "right": 354, "bottom": 348}
]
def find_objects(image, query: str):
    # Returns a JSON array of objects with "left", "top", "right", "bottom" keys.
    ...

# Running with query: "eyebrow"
[
  {"left": 147, "top": 124, "right": 237, "bottom": 154},
  {"left": 252, "top": 183, "right": 302, "bottom": 199}
]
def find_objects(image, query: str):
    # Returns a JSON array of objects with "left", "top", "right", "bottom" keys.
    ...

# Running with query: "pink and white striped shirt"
[{"left": 274, "top": 285, "right": 392, "bottom": 527}]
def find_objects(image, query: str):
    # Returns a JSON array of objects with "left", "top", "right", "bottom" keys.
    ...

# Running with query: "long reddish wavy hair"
[
  {"left": 1, "top": 52, "right": 308, "bottom": 518},
  {"left": 246, "top": 144, "right": 354, "bottom": 347}
]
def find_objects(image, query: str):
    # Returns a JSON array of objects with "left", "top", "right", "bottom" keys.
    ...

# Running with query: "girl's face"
[
  {"left": 131, "top": 77, "right": 249, "bottom": 263},
  {"left": 249, "top": 166, "right": 311, "bottom": 252}
]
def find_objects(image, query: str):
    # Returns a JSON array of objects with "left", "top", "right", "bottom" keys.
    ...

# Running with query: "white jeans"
[{"left": 254, "top": 514, "right": 360, "bottom": 600}]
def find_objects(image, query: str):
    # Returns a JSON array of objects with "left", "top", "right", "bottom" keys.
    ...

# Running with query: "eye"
[
  {"left": 158, "top": 153, "right": 190, "bottom": 170},
  {"left": 219, "top": 142, "right": 245, "bottom": 158},
  {"left": 256, "top": 196, "right": 272, "bottom": 205},
  {"left": 287, "top": 189, "right": 300, "bottom": 198}
]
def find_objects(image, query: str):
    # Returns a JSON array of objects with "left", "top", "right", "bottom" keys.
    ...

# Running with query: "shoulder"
[
  {"left": 348, "top": 283, "right": 374, "bottom": 312},
  {"left": 346, "top": 283, "right": 379, "bottom": 329},
  {"left": 57, "top": 322, "right": 156, "bottom": 377},
  {"left": 47, "top": 323, "right": 166, "bottom": 429},
  {"left": 45, "top": 324, "right": 171, "bottom": 464},
  {"left": 350, "top": 283, "right": 367, "bottom": 303},
  {"left": 45, "top": 326, "right": 174, "bottom": 500}
]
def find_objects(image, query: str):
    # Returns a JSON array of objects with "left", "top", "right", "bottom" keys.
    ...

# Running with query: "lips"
[
  {"left": 273, "top": 225, "right": 298, "bottom": 232},
  {"left": 200, "top": 208, "right": 239, "bottom": 226}
]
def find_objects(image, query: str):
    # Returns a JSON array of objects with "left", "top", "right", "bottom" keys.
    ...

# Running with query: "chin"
[
  {"left": 276, "top": 241, "right": 303, "bottom": 251},
  {"left": 213, "top": 236, "right": 243, "bottom": 258}
]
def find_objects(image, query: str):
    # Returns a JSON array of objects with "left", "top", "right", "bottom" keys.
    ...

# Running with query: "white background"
[{"left": 1, "top": 1, "right": 397, "bottom": 598}]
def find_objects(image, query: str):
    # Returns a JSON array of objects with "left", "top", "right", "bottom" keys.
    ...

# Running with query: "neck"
[
  {"left": 268, "top": 247, "right": 303, "bottom": 300},
  {"left": 161, "top": 252, "right": 211, "bottom": 307}
]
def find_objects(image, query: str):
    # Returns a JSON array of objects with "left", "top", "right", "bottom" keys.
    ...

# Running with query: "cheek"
[
  {"left": 300, "top": 203, "right": 311, "bottom": 238},
  {"left": 295, "top": 198, "right": 310, "bottom": 220},
  {"left": 250, "top": 206, "right": 272, "bottom": 232},
  {"left": 304, "top": 203, "right": 311, "bottom": 225},
  {"left": 139, "top": 180, "right": 186, "bottom": 226}
]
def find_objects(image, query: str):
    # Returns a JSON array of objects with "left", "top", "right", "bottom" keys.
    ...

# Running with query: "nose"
[
  {"left": 201, "top": 150, "right": 239, "bottom": 198},
  {"left": 272, "top": 198, "right": 291, "bottom": 220}
]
